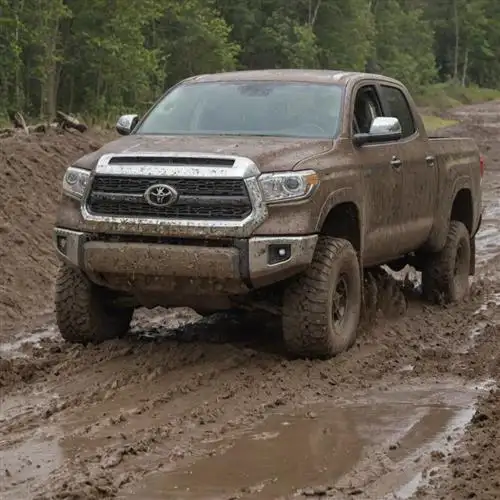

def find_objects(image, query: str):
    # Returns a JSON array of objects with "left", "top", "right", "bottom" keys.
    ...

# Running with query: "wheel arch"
[
  {"left": 450, "top": 187, "right": 473, "bottom": 235},
  {"left": 316, "top": 190, "right": 363, "bottom": 257},
  {"left": 320, "top": 202, "right": 361, "bottom": 255},
  {"left": 450, "top": 187, "right": 474, "bottom": 274},
  {"left": 423, "top": 176, "right": 475, "bottom": 253}
]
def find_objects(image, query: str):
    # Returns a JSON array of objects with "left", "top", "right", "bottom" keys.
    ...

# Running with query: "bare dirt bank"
[{"left": 0, "top": 131, "right": 106, "bottom": 337}]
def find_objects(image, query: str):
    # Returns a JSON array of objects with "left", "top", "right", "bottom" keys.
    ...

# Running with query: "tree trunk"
[
  {"left": 45, "top": 18, "right": 61, "bottom": 120},
  {"left": 453, "top": 0, "right": 460, "bottom": 81},
  {"left": 461, "top": 47, "right": 469, "bottom": 86},
  {"left": 14, "top": 13, "right": 22, "bottom": 109}
]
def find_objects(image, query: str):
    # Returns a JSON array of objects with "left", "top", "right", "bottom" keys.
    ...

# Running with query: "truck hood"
[{"left": 73, "top": 134, "right": 333, "bottom": 173}]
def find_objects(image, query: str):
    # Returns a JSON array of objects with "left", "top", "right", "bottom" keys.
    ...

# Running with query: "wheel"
[
  {"left": 55, "top": 263, "right": 133, "bottom": 343},
  {"left": 282, "top": 236, "right": 361, "bottom": 358},
  {"left": 421, "top": 220, "right": 471, "bottom": 304}
]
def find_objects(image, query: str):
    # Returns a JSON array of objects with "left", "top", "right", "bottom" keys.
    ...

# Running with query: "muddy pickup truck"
[{"left": 53, "top": 69, "right": 483, "bottom": 358}]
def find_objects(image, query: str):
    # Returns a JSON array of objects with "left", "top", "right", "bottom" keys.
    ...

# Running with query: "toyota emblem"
[{"left": 144, "top": 183, "right": 178, "bottom": 207}]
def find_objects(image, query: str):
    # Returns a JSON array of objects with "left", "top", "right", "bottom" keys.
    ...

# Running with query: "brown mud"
[
  {"left": 0, "top": 129, "right": 109, "bottom": 336},
  {"left": 1, "top": 104, "right": 500, "bottom": 499}
]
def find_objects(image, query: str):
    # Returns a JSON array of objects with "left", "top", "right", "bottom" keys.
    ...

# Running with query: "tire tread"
[
  {"left": 55, "top": 264, "right": 132, "bottom": 343},
  {"left": 282, "top": 236, "right": 361, "bottom": 358},
  {"left": 422, "top": 220, "right": 470, "bottom": 304}
]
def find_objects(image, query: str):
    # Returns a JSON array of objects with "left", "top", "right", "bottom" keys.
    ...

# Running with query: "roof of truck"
[{"left": 186, "top": 69, "right": 401, "bottom": 86}]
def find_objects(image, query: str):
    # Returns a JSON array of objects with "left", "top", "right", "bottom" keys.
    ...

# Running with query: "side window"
[
  {"left": 379, "top": 85, "right": 416, "bottom": 138},
  {"left": 352, "top": 85, "right": 383, "bottom": 135}
]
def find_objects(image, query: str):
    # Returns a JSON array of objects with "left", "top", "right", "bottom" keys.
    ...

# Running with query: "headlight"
[
  {"left": 258, "top": 170, "right": 320, "bottom": 203},
  {"left": 62, "top": 167, "right": 90, "bottom": 199}
]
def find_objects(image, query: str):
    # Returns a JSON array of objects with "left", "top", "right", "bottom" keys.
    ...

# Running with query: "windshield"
[{"left": 136, "top": 81, "right": 343, "bottom": 139}]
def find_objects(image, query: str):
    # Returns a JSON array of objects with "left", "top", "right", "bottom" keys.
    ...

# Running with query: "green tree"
[
  {"left": 372, "top": 0, "right": 437, "bottom": 90},
  {"left": 1, "top": 0, "right": 500, "bottom": 121}
]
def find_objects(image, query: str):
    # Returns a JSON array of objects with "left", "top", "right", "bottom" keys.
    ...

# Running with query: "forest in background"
[{"left": 1, "top": 0, "right": 500, "bottom": 122}]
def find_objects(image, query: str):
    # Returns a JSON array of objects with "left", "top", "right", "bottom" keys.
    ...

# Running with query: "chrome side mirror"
[
  {"left": 369, "top": 116, "right": 402, "bottom": 135},
  {"left": 353, "top": 116, "right": 402, "bottom": 146},
  {"left": 116, "top": 114, "right": 139, "bottom": 136}
]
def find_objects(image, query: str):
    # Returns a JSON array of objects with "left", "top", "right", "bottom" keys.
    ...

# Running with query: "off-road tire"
[
  {"left": 282, "top": 236, "right": 361, "bottom": 359},
  {"left": 55, "top": 264, "right": 133, "bottom": 343},
  {"left": 422, "top": 220, "right": 471, "bottom": 304}
]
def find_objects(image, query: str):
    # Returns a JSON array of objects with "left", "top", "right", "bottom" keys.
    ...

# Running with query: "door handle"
[
  {"left": 390, "top": 156, "right": 402, "bottom": 169},
  {"left": 426, "top": 155, "right": 436, "bottom": 167}
]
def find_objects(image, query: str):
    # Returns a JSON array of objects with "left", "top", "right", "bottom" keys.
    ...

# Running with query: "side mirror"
[
  {"left": 353, "top": 117, "right": 402, "bottom": 146},
  {"left": 116, "top": 114, "right": 139, "bottom": 136}
]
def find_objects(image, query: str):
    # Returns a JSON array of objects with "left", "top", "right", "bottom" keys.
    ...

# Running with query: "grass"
[
  {"left": 421, "top": 115, "right": 458, "bottom": 132},
  {"left": 416, "top": 81, "right": 500, "bottom": 132},
  {"left": 415, "top": 82, "right": 500, "bottom": 112}
]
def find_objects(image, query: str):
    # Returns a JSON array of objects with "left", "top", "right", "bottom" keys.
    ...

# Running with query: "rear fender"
[{"left": 424, "top": 175, "right": 471, "bottom": 252}]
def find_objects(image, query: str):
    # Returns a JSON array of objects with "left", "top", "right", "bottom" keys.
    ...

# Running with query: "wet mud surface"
[{"left": 2, "top": 104, "right": 500, "bottom": 499}]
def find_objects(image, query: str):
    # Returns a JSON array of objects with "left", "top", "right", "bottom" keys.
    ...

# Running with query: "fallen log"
[
  {"left": 56, "top": 111, "right": 88, "bottom": 133},
  {"left": 0, "top": 128, "right": 15, "bottom": 138},
  {"left": 0, "top": 110, "right": 87, "bottom": 138},
  {"left": 28, "top": 123, "right": 48, "bottom": 134},
  {"left": 8, "top": 110, "right": 29, "bottom": 134}
]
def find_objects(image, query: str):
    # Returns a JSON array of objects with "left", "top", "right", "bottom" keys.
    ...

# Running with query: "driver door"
[{"left": 351, "top": 84, "right": 403, "bottom": 266}]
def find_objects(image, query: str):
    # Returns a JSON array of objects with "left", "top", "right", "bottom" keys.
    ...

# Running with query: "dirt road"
[{"left": 1, "top": 105, "right": 500, "bottom": 500}]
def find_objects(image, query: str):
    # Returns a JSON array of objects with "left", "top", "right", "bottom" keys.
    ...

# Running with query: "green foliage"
[
  {"left": 1, "top": 0, "right": 500, "bottom": 122},
  {"left": 415, "top": 82, "right": 500, "bottom": 111},
  {"left": 371, "top": 0, "right": 437, "bottom": 91}
]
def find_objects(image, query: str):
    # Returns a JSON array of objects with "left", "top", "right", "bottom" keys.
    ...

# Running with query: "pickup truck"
[{"left": 53, "top": 69, "right": 483, "bottom": 359}]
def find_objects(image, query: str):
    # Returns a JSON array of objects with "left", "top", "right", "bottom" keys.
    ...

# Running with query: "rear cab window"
[{"left": 379, "top": 85, "right": 416, "bottom": 138}]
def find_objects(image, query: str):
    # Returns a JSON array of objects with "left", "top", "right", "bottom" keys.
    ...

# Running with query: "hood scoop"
[{"left": 108, "top": 155, "right": 235, "bottom": 167}]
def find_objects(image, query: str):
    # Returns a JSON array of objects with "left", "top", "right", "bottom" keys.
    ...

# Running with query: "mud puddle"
[
  {"left": 0, "top": 325, "right": 59, "bottom": 359},
  {"left": 0, "top": 427, "right": 64, "bottom": 500},
  {"left": 476, "top": 170, "right": 500, "bottom": 265},
  {"left": 118, "top": 381, "right": 489, "bottom": 500}
]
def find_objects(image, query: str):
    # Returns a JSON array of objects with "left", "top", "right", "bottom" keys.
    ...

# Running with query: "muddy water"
[
  {"left": 120, "top": 383, "right": 486, "bottom": 500},
  {"left": 476, "top": 170, "right": 500, "bottom": 265},
  {"left": 0, "top": 376, "right": 490, "bottom": 500}
]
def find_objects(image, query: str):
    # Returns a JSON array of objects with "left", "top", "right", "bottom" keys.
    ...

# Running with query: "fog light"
[
  {"left": 268, "top": 244, "right": 291, "bottom": 265},
  {"left": 57, "top": 236, "right": 67, "bottom": 254}
]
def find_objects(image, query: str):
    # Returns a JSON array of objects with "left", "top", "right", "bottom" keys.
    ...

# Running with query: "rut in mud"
[{"left": 1, "top": 103, "right": 500, "bottom": 499}]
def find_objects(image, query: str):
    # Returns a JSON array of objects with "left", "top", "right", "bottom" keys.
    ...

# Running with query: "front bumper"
[{"left": 54, "top": 228, "right": 318, "bottom": 293}]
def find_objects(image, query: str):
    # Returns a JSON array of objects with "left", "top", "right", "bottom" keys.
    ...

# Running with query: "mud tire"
[
  {"left": 55, "top": 264, "right": 133, "bottom": 343},
  {"left": 422, "top": 220, "right": 471, "bottom": 304},
  {"left": 282, "top": 236, "right": 361, "bottom": 359}
]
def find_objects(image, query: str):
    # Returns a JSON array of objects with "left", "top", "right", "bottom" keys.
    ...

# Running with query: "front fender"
[{"left": 315, "top": 187, "right": 363, "bottom": 231}]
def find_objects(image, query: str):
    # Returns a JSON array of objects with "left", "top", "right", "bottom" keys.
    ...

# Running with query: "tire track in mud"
[
  {"left": 2, "top": 281, "right": 498, "bottom": 499},
  {"left": 2, "top": 102, "right": 500, "bottom": 499}
]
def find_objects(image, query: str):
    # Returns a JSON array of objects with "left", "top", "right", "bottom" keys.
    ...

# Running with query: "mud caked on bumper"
[{"left": 53, "top": 227, "right": 317, "bottom": 296}]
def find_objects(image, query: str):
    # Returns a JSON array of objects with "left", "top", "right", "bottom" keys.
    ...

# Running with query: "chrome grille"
[{"left": 86, "top": 175, "right": 252, "bottom": 220}]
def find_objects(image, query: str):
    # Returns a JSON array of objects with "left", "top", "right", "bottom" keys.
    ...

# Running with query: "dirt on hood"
[
  {"left": 0, "top": 130, "right": 107, "bottom": 337},
  {"left": 72, "top": 134, "right": 333, "bottom": 173}
]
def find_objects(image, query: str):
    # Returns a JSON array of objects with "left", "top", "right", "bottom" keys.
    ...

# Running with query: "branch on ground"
[
  {"left": 1, "top": 110, "right": 88, "bottom": 139},
  {"left": 55, "top": 111, "right": 88, "bottom": 133}
]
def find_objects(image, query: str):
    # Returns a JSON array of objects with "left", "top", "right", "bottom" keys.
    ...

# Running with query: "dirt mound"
[
  {"left": 439, "top": 388, "right": 500, "bottom": 500},
  {"left": 0, "top": 131, "right": 107, "bottom": 337}
]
